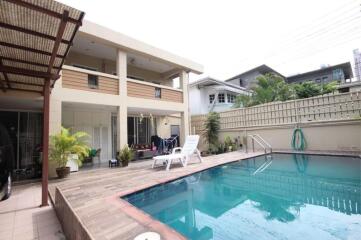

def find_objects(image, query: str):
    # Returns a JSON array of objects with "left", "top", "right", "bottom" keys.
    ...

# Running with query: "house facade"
[
  {"left": 225, "top": 64, "right": 285, "bottom": 89},
  {"left": 189, "top": 77, "right": 249, "bottom": 115},
  {"left": 286, "top": 62, "right": 353, "bottom": 85},
  {"left": 0, "top": 20, "right": 203, "bottom": 179}
]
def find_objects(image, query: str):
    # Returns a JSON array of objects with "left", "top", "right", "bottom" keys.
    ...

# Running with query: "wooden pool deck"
[{"left": 48, "top": 151, "right": 264, "bottom": 240}]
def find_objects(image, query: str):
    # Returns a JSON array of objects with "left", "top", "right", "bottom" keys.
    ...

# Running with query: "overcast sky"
[{"left": 59, "top": 0, "right": 361, "bottom": 81}]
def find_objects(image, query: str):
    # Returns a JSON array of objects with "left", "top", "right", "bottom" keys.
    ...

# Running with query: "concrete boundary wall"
[
  {"left": 192, "top": 91, "right": 361, "bottom": 152},
  {"left": 216, "top": 120, "right": 361, "bottom": 153}
]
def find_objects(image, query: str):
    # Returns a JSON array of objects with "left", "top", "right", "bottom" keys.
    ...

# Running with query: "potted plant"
[
  {"left": 118, "top": 145, "right": 134, "bottom": 167},
  {"left": 50, "top": 127, "right": 90, "bottom": 178}
]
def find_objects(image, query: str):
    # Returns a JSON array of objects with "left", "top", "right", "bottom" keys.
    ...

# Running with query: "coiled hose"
[{"left": 291, "top": 127, "right": 306, "bottom": 151}]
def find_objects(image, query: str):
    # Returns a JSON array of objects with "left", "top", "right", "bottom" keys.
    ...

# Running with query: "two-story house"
[
  {"left": 286, "top": 62, "right": 353, "bottom": 85},
  {"left": 189, "top": 77, "right": 249, "bottom": 115},
  {"left": 225, "top": 64, "right": 285, "bottom": 89},
  {"left": 0, "top": 18, "right": 203, "bottom": 181}
]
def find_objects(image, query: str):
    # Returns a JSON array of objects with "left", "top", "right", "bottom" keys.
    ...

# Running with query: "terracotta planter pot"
[
  {"left": 121, "top": 161, "right": 129, "bottom": 167},
  {"left": 56, "top": 167, "right": 70, "bottom": 178}
]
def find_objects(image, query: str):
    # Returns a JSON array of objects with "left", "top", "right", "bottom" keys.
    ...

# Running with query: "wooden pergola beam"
[
  {"left": 1, "top": 57, "right": 61, "bottom": 69},
  {"left": 7, "top": 80, "right": 44, "bottom": 87},
  {"left": 0, "top": 59, "right": 11, "bottom": 89},
  {"left": 52, "top": 11, "right": 85, "bottom": 88},
  {"left": 0, "top": 41, "right": 65, "bottom": 58},
  {"left": 47, "top": 11, "right": 69, "bottom": 74},
  {"left": 0, "top": 22, "right": 71, "bottom": 45},
  {"left": 0, "top": 65, "right": 60, "bottom": 80},
  {"left": 0, "top": 77, "right": 6, "bottom": 92},
  {"left": 3, "top": 0, "right": 82, "bottom": 26},
  {"left": 6, "top": 87, "right": 42, "bottom": 94}
]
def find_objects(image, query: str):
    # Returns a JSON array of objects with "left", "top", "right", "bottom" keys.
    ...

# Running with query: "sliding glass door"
[
  {"left": 0, "top": 111, "right": 42, "bottom": 181},
  {"left": 127, "top": 117, "right": 152, "bottom": 145}
]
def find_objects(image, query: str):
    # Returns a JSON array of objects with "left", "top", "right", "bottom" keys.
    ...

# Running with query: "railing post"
[{"left": 252, "top": 137, "right": 255, "bottom": 152}]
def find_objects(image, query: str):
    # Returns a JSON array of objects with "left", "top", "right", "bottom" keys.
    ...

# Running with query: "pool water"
[{"left": 123, "top": 153, "right": 361, "bottom": 240}]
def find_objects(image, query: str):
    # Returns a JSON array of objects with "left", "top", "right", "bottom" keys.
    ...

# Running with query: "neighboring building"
[
  {"left": 338, "top": 81, "right": 361, "bottom": 93},
  {"left": 189, "top": 77, "right": 249, "bottom": 115},
  {"left": 353, "top": 49, "right": 361, "bottom": 81},
  {"left": 225, "top": 64, "right": 285, "bottom": 89},
  {"left": 287, "top": 62, "right": 353, "bottom": 85},
  {"left": 0, "top": 17, "right": 203, "bottom": 182}
]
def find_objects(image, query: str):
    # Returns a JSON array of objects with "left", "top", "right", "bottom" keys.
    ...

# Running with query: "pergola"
[{"left": 0, "top": 0, "right": 84, "bottom": 206}]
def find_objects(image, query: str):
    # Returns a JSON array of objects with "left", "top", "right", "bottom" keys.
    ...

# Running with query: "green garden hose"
[{"left": 291, "top": 128, "right": 306, "bottom": 151}]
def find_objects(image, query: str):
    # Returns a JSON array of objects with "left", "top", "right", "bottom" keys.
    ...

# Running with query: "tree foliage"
[
  {"left": 293, "top": 81, "right": 337, "bottom": 99},
  {"left": 233, "top": 73, "right": 294, "bottom": 108},
  {"left": 203, "top": 112, "right": 220, "bottom": 152},
  {"left": 233, "top": 74, "right": 338, "bottom": 108}
]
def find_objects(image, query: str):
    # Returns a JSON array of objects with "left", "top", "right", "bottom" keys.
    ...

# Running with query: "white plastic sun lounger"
[{"left": 152, "top": 135, "right": 203, "bottom": 171}]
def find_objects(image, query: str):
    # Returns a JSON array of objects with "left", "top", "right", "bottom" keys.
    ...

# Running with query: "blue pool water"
[{"left": 123, "top": 153, "right": 361, "bottom": 240}]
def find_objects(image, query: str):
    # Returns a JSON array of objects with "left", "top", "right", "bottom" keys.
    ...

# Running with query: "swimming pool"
[{"left": 123, "top": 153, "right": 361, "bottom": 240}]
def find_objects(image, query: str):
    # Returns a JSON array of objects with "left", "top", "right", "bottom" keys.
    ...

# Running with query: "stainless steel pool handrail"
[
  {"left": 247, "top": 134, "right": 272, "bottom": 154},
  {"left": 253, "top": 134, "right": 272, "bottom": 152}
]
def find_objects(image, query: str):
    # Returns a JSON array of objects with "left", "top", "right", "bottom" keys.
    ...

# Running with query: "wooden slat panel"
[
  {"left": 127, "top": 81, "right": 183, "bottom": 103},
  {"left": 62, "top": 69, "right": 119, "bottom": 95}
]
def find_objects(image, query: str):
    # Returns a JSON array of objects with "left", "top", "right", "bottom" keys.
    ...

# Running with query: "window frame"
[
  {"left": 155, "top": 87, "right": 162, "bottom": 98},
  {"left": 218, "top": 93, "right": 225, "bottom": 103},
  {"left": 227, "top": 93, "right": 235, "bottom": 103},
  {"left": 209, "top": 94, "right": 215, "bottom": 104},
  {"left": 88, "top": 74, "right": 99, "bottom": 89}
]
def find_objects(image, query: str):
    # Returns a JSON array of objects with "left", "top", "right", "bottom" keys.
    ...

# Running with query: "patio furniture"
[
  {"left": 133, "top": 144, "right": 154, "bottom": 160},
  {"left": 152, "top": 135, "right": 203, "bottom": 171},
  {"left": 108, "top": 159, "right": 118, "bottom": 168}
]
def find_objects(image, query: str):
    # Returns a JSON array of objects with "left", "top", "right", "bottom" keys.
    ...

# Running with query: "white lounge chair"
[{"left": 152, "top": 135, "right": 203, "bottom": 171}]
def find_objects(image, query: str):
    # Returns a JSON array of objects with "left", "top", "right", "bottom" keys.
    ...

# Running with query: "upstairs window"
[
  {"left": 322, "top": 76, "right": 329, "bottom": 82},
  {"left": 227, "top": 94, "right": 235, "bottom": 103},
  {"left": 218, "top": 93, "right": 225, "bottom": 103},
  {"left": 155, "top": 87, "right": 161, "bottom": 98},
  {"left": 88, "top": 74, "right": 99, "bottom": 89},
  {"left": 239, "top": 79, "right": 243, "bottom": 86},
  {"left": 315, "top": 78, "right": 321, "bottom": 83},
  {"left": 209, "top": 94, "right": 215, "bottom": 104}
]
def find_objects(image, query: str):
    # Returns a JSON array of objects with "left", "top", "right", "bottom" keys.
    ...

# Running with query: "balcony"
[
  {"left": 127, "top": 79, "right": 183, "bottom": 103},
  {"left": 61, "top": 65, "right": 119, "bottom": 95},
  {"left": 61, "top": 65, "right": 183, "bottom": 103}
]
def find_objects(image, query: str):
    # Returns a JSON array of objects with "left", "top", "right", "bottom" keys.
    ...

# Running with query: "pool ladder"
[{"left": 246, "top": 134, "right": 272, "bottom": 154}]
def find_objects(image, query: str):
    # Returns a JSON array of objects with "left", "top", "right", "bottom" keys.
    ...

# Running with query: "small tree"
[
  {"left": 203, "top": 112, "right": 220, "bottom": 152},
  {"left": 233, "top": 94, "right": 253, "bottom": 108},
  {"left": 252, "top": 73, "right": 294, "bottom": 104},
  {"left": 233, "top": 73, "right": 293, "bottom": 108}
]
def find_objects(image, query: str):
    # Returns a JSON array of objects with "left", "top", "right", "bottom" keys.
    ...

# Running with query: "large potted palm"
[{"left": 50, "top": 127, "right": 90, "bottom": 178}]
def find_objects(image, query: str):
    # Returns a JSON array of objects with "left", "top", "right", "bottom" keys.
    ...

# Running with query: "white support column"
[
  {"left": 117, "top": 49, "right": 128, "bottom": 149},
  {"left": 180, "top": 70, "right": 190, "bottom": 145}
]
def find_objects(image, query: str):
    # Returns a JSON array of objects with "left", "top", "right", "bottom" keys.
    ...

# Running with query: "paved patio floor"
[
  {"left": 0, "top": 183, "right": 65, "bottom": 240},
  {"left": 48, "top": 151, "right": 264, "bottom": 240}
]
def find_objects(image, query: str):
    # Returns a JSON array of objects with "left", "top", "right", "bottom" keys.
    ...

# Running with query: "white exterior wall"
[
  {"left": 189, "top": 87, "right": 204, "bottom": 115},
  {"left": 189, "top": 85, "right": 240, "bottom": 115},
  {"left": 62, "top": 106, "right": 113, "bottom": 163}
]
